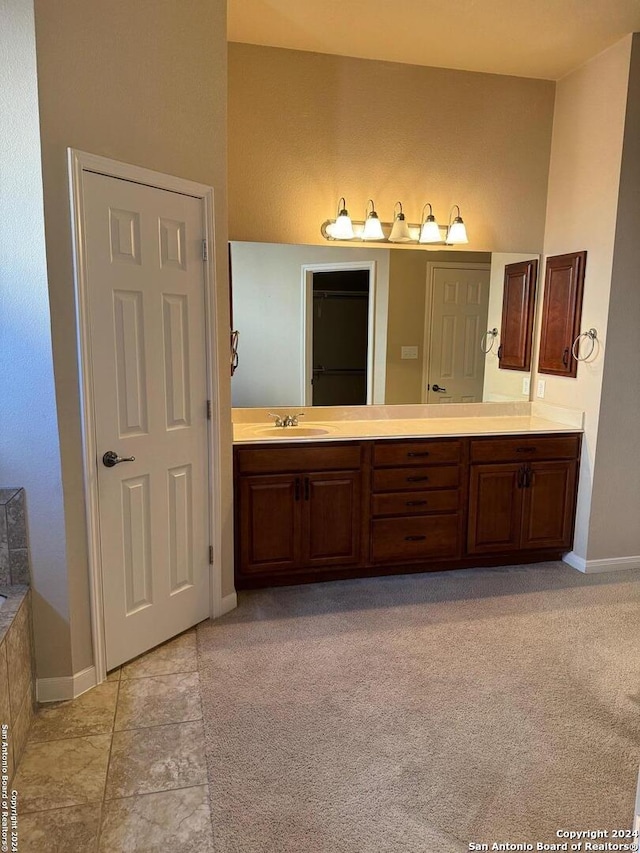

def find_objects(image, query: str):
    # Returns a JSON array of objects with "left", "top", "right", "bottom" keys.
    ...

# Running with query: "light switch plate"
[
  {"left": 537, "top": 379, "right": 546, "bottom": 398},
  {"left": 401, "top": 346, "right": 418, "bottom": 360},
  {"left": 522, "top": 377, "right": 530, "bottom": 395}
]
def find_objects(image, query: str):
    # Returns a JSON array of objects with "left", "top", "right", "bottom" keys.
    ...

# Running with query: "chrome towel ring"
[
  {"left": 571, "top": 328, "right": 598, "bottom": 362},
  {"left": 480, "top": 328, "right": 499, "bottom": 354}
]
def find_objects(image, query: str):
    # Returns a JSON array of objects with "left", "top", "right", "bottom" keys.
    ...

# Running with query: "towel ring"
[
  {"left": 480, "top": 328, "right": 499, "bottom": 354},
  {"left": 230, "top": 329, "right": 239, "bottom": 375},
  {"left": 571, "top": 328, "right": 597, "bottom": 362}
]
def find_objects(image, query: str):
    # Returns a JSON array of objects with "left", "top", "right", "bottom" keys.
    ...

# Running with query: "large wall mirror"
[{"left": 230, "top": 241, "right": 539, "bottom": 408}]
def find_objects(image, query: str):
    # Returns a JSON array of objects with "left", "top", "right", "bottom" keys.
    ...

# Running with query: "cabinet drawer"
[
  {"left": 373, "top": 439, "right": 462, "bottom": 467},
  {"left": 371, "top": 515, "right": 460, "bottom": 563},
  {"left": 372, "top": 490, "right": 459, "bottom": 517},
  {"left": 470, "top": 434, "right": 580, "bottom": 464},
  {"left": 236, "top": 443, "right": 361, "bottom": 474},
  {"left": 372, "top": 465, "right": 459, "bottom": 493}
]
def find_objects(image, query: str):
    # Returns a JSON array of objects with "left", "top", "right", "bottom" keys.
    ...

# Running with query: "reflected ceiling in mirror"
[{"left": 230, "top": 242, "right": 539, "bottom": 408}]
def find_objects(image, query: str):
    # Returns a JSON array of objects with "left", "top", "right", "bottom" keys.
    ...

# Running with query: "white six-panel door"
[
  {"left": 424, "top": 264, "right": 491, "bottom": 403},
  {"left": 83, "top": 171, "right": 210, "bottom": 670}
]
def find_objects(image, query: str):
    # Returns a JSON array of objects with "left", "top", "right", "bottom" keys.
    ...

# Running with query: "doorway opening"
[{"left": 310, "top": 269, "right": 370, "bottom": 406}]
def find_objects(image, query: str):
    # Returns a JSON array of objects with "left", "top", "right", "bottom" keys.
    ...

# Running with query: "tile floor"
[{"left": 12, "top": 628, "right": 214, "bottom": 852}]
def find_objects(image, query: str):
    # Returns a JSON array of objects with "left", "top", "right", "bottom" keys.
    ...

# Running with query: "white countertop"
[{"left": 233, "top": 414, "right": 582, "bottom": 445}]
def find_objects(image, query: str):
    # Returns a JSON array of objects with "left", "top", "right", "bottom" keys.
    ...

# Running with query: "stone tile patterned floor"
[{"left": 12, "top": 627, "right": 214, "bottom": 852}]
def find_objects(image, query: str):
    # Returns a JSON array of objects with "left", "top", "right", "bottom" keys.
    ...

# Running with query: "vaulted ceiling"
[{"left": 228, "top": 0, "right": 640, "bottom": 80}]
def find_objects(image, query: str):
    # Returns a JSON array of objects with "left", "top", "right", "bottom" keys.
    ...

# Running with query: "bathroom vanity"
[{"left": 233, "top": 406, "right": 582, "bottom": 588}]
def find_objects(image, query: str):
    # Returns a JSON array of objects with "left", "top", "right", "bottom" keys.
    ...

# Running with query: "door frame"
[
  {"left": 301, "top": 261, "right": 377, "bottom": 406},
  {"left": 421, "top": 261, "right": 492, "bottom": 403},
  {"left": 68, "top": 149, "right": 222, "bottom": 684}
]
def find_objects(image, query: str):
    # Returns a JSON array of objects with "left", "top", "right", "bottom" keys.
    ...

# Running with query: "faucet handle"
[
  {"left": 290, "top": 413, "right": 305, "bottom": 426},
  {"left": 267, "top": 412, "right": 285, "bottom": 428}
]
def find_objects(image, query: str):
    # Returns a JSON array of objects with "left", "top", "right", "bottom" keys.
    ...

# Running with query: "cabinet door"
[
  {"left": 498, "top": 259, "right": 538, "bottom": 371},
  {"left": 538, "top": 251, "right": 587, "bottom": 377},
  {"left": 301, "top": 471, "right": 362, "bottom": 567},
  {"left": 521, "top": 460, "right": 577, "bottom": 550},
  {"left": 238, "top": 475, "right": 300, "bottom": 574},
  {"left": 467, "top": 464, "right": 524, "bottom": 555}
]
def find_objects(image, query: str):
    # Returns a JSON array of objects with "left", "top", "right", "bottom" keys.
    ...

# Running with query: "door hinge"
[
  {"left": 206, "top": 399, "right": 212, "bottom": 420},
  {"left": 209, "top": 545, "right": 214, "bottom": 565},
  {"left": 202, "top": 239, "right": 208, "bottom": 261}
]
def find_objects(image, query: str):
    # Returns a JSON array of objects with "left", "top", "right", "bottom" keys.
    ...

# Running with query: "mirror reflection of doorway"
[
  {"left": 311, "top": 269, "right": 370, "bottom": 406},
  {"left": 423, "top": 263, "right": 491, "bottom": 403}
]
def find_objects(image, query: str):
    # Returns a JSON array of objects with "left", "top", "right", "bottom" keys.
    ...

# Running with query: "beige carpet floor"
[{"left": 197, "top": 562, "right": 640, "bottom": 852}]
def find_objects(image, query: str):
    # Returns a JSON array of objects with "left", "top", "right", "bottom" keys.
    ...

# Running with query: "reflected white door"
[
  {"left": 83, "top": 172, "right": 210, "bottom": 670},
  {"left": 424, "top": 264, "right": 491, "bottom": 403}
]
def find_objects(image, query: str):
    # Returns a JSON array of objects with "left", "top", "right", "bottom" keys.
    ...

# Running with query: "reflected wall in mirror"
[{"left": 230, "top": 242, "right": 539, "bottom": 408}]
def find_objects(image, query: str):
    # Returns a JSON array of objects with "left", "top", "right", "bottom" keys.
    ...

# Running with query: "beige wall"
[
  {"left": 228, "top": 44, "right": 555, "bottom": 253},
  {"left": 532, "top": 36, "right": 632, "bottom": 562},
  {"left": 31, "top": 0, "right": 232, "bottom": 677},
  {"left": 588, "top": 34, "right": 640, "bottom": 562},
  {"left": 1, "top": 0, "right": 71, "bottom": 675}
]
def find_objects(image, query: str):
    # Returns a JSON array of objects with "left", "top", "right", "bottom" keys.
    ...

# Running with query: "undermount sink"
[{"left": 251, "top": 425, "right": 333, "bottom": 437}]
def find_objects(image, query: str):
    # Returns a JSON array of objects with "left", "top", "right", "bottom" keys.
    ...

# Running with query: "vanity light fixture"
[
  {"left": 445, "top": 205, "right": 469, "bottom": 244},
  {"left": 321, "top": 198, "right": 471, "bottom": 245},
  {"left": 418, "top": 203, "right": 442, "bottom": 244},
  {"left": 389, "top": 202, "right": 413, "bottom": 243},
  {"left": 331, "top": 197, "right": 355, "bottom": 240},
  {"left": 362, "top": 199, "right": 385, "bottom": 241}
]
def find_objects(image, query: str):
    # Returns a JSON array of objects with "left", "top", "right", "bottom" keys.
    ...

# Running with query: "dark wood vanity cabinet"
[
  {"left": 234, "top": 432, "right": 581, "bottom": 588},
  {"left": 235, "top": 443, "right": 365, "bottom": 580},
  {"left": 467, "top": 435, "right": 580, "bottom": 555}
]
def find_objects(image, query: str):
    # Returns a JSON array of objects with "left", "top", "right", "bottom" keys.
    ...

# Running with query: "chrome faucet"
[
  {"left": 267, "top": 412, "right": 305, "bottom": 428},
  {"left": 284, "top": 413, "right": 304, "bottom": 427}
]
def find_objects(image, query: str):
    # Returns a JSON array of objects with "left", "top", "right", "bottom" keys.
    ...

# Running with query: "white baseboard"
[
  {"left": 220, "top": 592, "right": 238, "bottom": 616},
  {"left": 563, "top": 552, "right": 640, "bottom": 574},
  {"left": 36, "top": 665, "right": 97, "bottom": 704}
]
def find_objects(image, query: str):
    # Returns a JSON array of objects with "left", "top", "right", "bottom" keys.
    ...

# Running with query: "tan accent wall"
[
  {"left": 588, "top": 34, "right": 640, "bottom": 562},
  {"left": 32, "top": 0, "right": 231, "bottom": 677},
  {"left": 532, "top": 36, "right": 632, "bottom": 561},
  {"left": 228, "top": 44, "right": 555, "bottom": 252}
]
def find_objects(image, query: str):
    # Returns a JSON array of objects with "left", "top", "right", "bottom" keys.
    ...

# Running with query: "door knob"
[
  {"left": 102, "top": 451, "right": 136, "bottom": 468},
  {"left": 431, "top": 384, "right": 447, "bottom": 393}
]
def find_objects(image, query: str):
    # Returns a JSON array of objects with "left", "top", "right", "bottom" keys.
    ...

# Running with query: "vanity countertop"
[{"left": 233, "top": 413, "right": 583, "bottom": 444}]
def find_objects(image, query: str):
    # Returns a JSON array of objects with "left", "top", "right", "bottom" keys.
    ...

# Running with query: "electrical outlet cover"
[
  {"left": 522, "top": 377, "right": 530, "bottom": 395},
  {"left": 537, "top": 379, "right": 546, "bottom": 398}
]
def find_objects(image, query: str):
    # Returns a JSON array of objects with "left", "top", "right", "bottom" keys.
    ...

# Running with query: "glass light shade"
[
  {"left": 419, "top": 216, "right": 442, "bottom": 243},
  {"left": 362, "top": 212, "right": 385, "bottom": 241},
  {"left": 447, "top": 217, "right": 468, "bottom": 244},
  {"left": 332, "top": 210, "right": 354, "bottom": 239},
  {"left": 389, "top": 215, "right": 412, "bottom": 243}
]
